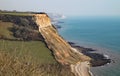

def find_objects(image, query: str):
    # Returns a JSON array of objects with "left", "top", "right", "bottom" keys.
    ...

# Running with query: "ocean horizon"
[{"left": 58, "top": 16, "right": 120, "bottom": 76}]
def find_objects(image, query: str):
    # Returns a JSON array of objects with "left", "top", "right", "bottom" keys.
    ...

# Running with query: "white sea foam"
[{"left": 103, "top": 54, "right": 109, "bottom": 59}]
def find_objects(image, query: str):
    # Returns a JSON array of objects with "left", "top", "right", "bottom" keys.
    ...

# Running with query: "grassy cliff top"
[
  {"left": 0, "top": 11, "right": 33, "bottom": 16},
  {"left": 0, "top": 12, "right": 55, "bottom": 64}
]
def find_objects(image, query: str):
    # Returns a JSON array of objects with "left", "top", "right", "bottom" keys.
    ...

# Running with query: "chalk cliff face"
[
  {"left": 35, "top": 14, "right": 51, "bottom": 28},
  {"left": 34, "top": 13, "right": 92, "bottom": 76}
]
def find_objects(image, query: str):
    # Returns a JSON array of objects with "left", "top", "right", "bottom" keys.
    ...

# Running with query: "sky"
[{"left": 0, "top": 0, "right": 120, "bottom": 16}]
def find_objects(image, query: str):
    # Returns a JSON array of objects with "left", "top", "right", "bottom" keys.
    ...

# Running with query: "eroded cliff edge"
[{"left": 34, "top": 13, "right": 92, "bottom": 76}]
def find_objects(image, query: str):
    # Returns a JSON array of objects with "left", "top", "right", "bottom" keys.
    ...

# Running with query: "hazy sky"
[{"left": 0, "top": 0, "right": 120, "bottom": 16}]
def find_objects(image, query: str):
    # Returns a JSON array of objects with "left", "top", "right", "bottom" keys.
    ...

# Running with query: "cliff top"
[{"left": 0, "top": 11, "right": 48, "bottom": 16}]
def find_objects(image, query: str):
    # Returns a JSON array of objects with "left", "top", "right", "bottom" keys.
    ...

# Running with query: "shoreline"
[
  {"left": 54, "top": 20, "right": 111, "bottom": 67},
  {"left": 68, "top": 41, "right": 111, "bottom": 67},
  {"left": 53, "top": 24, "right": 111, "bottom": 76},
  {"left": 68, "top": 42, "right": 118, "bottom": 76},
  {"left": 68, "top": 40, "right": 120, "bottom": 75}
]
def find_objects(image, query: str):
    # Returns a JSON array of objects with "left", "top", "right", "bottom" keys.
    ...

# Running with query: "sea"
[{"left": 57, "top": 16, "right": 120, "bottom": 76}]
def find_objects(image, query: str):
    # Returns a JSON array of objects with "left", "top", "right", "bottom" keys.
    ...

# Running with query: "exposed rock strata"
[{"left": 34, "top": 13, "right": 92, "bottom": 76}]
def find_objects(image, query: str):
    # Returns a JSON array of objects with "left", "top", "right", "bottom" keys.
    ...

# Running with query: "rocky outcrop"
[{"left": 34, "top": 13, "right": 92, "bottom": 76}]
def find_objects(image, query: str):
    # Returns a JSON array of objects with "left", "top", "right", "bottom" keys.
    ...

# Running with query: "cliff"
[{"left": 34, "top": 13, "right": 92, "bottom": 76}]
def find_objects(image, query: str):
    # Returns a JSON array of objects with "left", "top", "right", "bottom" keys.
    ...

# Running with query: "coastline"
[
  {"left": 54, "top": 20, "right": 111, "bottom": 67},
  {"left": 52, "top": 18, "right": 112, "bottom": 76},
  {"left": 66, "top": 41, "right": 120, "bottom": 76},
  {"left": 50, "top": 16, "right": 113, "bottom": 76},
  {"left": 35, "top": 14, "right": 92, "bottom": 76},
  {"left": 68, "top": 41, "right": 111, "bottom": 67}
]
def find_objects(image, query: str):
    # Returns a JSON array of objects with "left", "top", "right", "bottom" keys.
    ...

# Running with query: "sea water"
[{"left": 58, "top": 16, "right": 120, "bottom": 76}]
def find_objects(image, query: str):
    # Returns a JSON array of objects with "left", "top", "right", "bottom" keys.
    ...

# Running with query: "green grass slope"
[{"left": 0, "top": 40, "right": 55, "bottom": 64}]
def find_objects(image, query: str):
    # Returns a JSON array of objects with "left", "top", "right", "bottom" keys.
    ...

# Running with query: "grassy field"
[
  {"left": 0, "top": 50, "right": 74, "bottom": 76},
  {"left": 0, "top": 40, "right": 74, "bottom": 76},
  {"left": 0, "top": 21, "right": 15, "bottom": 39},
  {"left": 0, "top": 12, "right": 32, "bottom": 16},
  {"left": 0, "top": 40, "right": 56, "bottom": 64}
]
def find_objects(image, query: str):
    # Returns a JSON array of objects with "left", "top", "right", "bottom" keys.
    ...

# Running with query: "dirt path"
[{"left": 71, "top": 61, "right": 92, "bottom": 76}]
